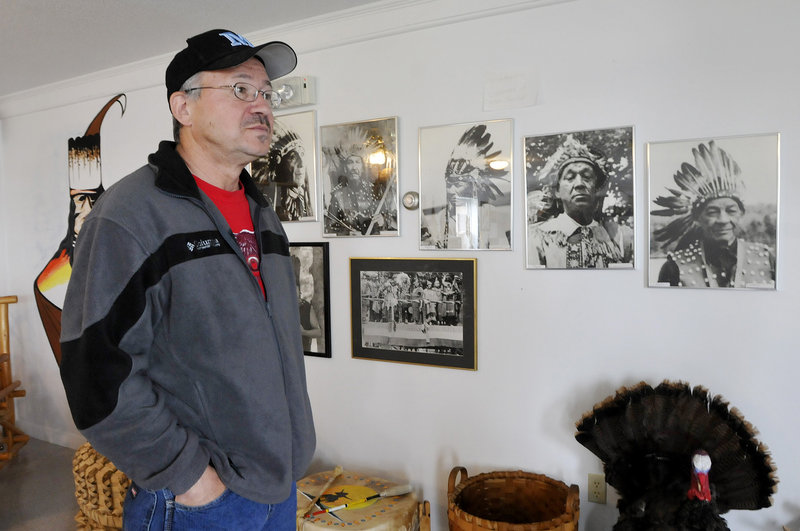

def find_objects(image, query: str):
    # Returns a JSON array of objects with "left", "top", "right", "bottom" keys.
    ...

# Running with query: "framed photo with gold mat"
[{"left": 350, "top": 258, "right": 476, "bottom": 370}]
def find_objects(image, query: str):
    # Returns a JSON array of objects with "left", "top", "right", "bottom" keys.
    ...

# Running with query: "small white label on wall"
[{"left": 483, "top": 73, "right": 538, "bottom": 111}]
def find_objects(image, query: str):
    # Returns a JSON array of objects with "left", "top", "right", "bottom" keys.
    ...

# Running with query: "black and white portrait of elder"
[
  {"left": 321, "top": 117, "right": 398, "bottom": 237},
  {"left": 251, "top": 110, "right": 317, "bottom": 222},
  {"left": 648, "top": 134, "right": 779, "bottom": 289},
  {"left": 524, "top": 127, "right": 634, "bottom": 269}
]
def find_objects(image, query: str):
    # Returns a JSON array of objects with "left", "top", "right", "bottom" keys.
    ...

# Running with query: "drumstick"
[
  {"left": 306, "top": 484, "right": 413, "bottom": 516},
  {"left": 298, "top": 465, "right": 343, "bottom": 518}
]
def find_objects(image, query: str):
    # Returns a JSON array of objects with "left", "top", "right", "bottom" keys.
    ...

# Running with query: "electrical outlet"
[{"left": 588, "top": 473, "right": 607, "bottom": 504}]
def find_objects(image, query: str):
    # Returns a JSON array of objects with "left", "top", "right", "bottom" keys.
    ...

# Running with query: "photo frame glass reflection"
[{"left": 419, "top": 119, "right": 513, "bottom": 250}]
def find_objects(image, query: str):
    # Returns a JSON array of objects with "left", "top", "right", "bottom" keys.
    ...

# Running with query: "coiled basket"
[
  {"left": 72, "top": 442, "right": 130, "bottom": 530},
  {"left": 447, "top": 467, "right": 579, "bottom": 531}
]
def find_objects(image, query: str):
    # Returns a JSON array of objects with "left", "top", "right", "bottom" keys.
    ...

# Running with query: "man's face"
[
  {"left": 344, "top": 155, "right": 363, "bottom": 180},
  {"left": 696, "top": 197, "right": 743, "bottom": 246},
  {"left": 286, "top": 151, "right": 304, "bottom": 186},
  {"left": 185, "top": 58, "right": 274, "bottom": 164},
  {"left": 71, "top": 189, "right": 101, "bottom": 243},
  {"left": 556, "top": 161, "right": 598, "bottom": 217},
  {"left": 540, "top": 185, "right": 555, "bottom": 210}
]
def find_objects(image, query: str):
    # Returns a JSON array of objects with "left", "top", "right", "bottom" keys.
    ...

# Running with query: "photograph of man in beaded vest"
[{"left": 648, "top": 134, "right": 779, "bottom": 289}]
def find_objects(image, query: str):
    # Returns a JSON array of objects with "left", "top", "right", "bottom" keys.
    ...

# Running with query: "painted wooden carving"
[{"left": 33, "top": 94, "right": 126, "bottom": 364}]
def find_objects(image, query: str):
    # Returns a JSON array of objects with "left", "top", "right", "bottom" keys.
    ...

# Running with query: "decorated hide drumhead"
[{"left": 298, "top": 470, "right": 419, "bottom": 530}]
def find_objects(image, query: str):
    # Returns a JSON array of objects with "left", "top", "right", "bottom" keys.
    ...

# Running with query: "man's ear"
[{"left": 169, "top": 91, "right": 192, "bottom": 127}]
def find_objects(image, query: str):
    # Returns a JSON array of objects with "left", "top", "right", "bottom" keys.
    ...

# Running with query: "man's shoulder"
[
  {"left": 739, "top": 239, "right": 773, "bottom": 253},
  {"left": 528, "top": 216, "right": 567, "bottom": 236},
  {"left": 95, "top": 164, "right": 158, "bottom": 206}
]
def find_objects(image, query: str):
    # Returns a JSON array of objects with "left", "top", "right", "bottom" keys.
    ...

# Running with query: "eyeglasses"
[{"left": 184, "top": 82, "right": 274, "bottom": 105}]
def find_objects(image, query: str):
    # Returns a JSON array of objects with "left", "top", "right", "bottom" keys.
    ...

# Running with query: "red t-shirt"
[{"left": 194, "top": 177, "right": 265, "bottom": 297}]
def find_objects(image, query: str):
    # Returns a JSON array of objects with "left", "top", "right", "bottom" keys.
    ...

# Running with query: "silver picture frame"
[
  {"left": 419, "top": 119, "right": 513, "bottom": 251},
  {"left": 320, "top": 116, "right": 399, "bottom": 237},
  {"left": 523, "top": 125, "right": 635, "bottom": 270},
  {"left": 647, "top": 133, "right": 779, "bottom": 290},
  {"left": 251, "top": 110, "right": 318, "bottom": 222}
]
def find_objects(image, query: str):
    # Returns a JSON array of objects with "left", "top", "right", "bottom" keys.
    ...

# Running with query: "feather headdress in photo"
[
  {"left": 537, "top": 134, "right": 608, "bottom": 188},
  {"left": 652, "top": 140, "right": 747, "bottom": 250},
  {"left": 445, "top": 124, "right": 508, "bottom": 205},
  {"left": 260, "top": 123, "right": 304, "bottom": 185},
  {"left": 322, "top": 126, "right": 379, "bottom": 171}
]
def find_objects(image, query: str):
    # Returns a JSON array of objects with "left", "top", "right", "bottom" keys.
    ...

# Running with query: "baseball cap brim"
[
  {"left": 205, "top": 41, "right": 296, "bottom": 81},
  {"left": 166, "top": 30, "right": 297, "bottom": 99}
]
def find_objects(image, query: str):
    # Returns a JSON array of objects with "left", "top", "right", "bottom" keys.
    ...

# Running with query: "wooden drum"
[{"left": 297, "top": 469, "right": 419, "bottom": 530}]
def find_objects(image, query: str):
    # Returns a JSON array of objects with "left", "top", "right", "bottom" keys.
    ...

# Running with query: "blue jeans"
[{"left": 122, "top": 481, "right": 297, "bottom": 530}]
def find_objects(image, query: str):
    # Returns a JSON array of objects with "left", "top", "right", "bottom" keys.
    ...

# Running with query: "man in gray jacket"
[{"left": 60, "top": 29, "right": 315, "bottom": 530}]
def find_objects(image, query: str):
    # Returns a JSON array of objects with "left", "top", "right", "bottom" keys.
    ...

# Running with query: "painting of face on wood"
[{"left": 33, "top": 95, "right": 126, "bottom": 362}]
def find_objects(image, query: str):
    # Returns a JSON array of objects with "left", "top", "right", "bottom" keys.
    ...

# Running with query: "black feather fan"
[{"left": 575, "top": 380, "right": 777, "bottom": 530}]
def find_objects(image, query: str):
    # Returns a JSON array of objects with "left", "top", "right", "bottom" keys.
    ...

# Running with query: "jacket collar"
[{"left": 148, "top": 140, "right": 269, "bottom": 207}]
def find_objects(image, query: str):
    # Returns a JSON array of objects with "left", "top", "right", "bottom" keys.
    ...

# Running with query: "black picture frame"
[
  {"left": 289, "top": 242, "right": 332, "bottom": 357},
  {"left": 350, "top": 258, "right": 476, "bottom": 370}
]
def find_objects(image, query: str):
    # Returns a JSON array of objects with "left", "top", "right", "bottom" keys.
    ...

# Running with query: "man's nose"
[{"left": 249, "top": 94, "right": 273, "bottom": 115}]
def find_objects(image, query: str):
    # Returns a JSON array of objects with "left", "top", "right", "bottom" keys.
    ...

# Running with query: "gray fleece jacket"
[{"left": 60, "top": 141, "right": 315, "bottom": 504}]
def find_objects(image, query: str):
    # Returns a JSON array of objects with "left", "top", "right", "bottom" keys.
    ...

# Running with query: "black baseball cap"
[{"left": 166, "top": 29, "right": 297, "bottom": 99}]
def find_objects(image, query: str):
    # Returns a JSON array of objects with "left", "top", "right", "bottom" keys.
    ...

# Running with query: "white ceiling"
[{"left": 0, "top": 0, "right": 377, "bottom": 99}]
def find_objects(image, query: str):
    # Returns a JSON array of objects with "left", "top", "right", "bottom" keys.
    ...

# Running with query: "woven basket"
[
  {"left": 447, "top": 467, "right": 579, "bottom": 531},
  {"left": 72, "top": 442, "right": 131, "bottom": 530}
]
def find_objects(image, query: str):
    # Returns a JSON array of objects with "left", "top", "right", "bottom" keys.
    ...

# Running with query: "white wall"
[{"left": 1, "top": 0, "right": 798, "bottom": 529}]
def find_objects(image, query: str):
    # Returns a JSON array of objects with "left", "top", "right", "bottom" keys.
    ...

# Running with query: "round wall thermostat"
[{"left": 402, "top": 191, "right": 419, "bottom": 210}]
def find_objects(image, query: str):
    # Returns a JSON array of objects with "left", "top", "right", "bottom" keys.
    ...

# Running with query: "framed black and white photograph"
[
  {"left": 350, "top": 258, "right": 476, "bottom": 370},
  {"left": 289, "top": 242, "right": 331, "bottom": 357},
  {"left": 648, "top": 133, "right": 779, "bottom": 290},
  {"left": 320, "top": 117, "right": 399, "bottom": 237},
  {"left": 251, "top": 110, "right": 317, "bottom": 222},
  {"left": 524, "top": 126, "right": 634, "bottom": 269},
  {"left": 419, "top": 119, "right": 513, "bottom": 250}
]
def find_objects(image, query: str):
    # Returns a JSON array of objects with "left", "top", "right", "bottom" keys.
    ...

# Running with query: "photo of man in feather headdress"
[
  {"left": 320, "top": 117, "right": 398, "bottom": 237},
  {"left": 251, "top": 110, "right": 316, "bottom": 222},
  {"left": 648, "top": 134, "right": 779, "bottom": 289},
  {"left": 524, "top": 126, "right": 634, "bottom": 269},
  {"left": 419, "top": 119, "right": 513, "bottom": 250}
]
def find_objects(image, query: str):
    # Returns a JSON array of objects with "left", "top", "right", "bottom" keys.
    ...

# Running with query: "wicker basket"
[
  {"left": 447, "top": 467, "right": 579, "bottom": 531},
  {"left": 72, "top": 442, "right": 131, "bottom": 530}
]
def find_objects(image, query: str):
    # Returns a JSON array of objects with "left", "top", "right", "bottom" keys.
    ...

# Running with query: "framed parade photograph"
[
  {"left": 350, "top": 258, "right": 476, "bottom": 370},
  {"left": 289, "top": 242, "right": 332, "bottom": 357},
  {"left": 251, "top": 110, "right": 317, "bottom": 221},
  {"left": 648, "top": 133, "right": 779, "bottom": 290},
  {"left": 524, "top": 125, "right": 634, "bottom": 269},
  {"left": 320, "top": 117, "right": 399, "bottom": 237},
  {"left": 419, "top": 119, "right": 513, "bottom": 250}
]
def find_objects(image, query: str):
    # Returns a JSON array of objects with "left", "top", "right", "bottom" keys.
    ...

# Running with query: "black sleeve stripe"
[
  {"left": 260, "top": 230, "right": 289, "bottom": 256},
  {"left": 61, "top": 230, "right": 233, "bottom": 430}
]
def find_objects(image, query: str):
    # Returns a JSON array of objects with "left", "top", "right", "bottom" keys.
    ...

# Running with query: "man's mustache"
[{"left": 243, "top": 114, "right": 271, "bottom": 131}]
